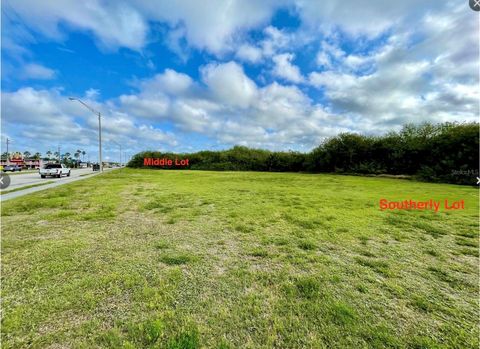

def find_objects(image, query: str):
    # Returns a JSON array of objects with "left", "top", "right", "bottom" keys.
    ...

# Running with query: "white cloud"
[
  {"left": 235, "top": 26, "right": 304, "bottom": 66},
  {"left": 118, "top": 69, "right": 194, "bottom": 119},
  {"left": 272, "top": 53, "right": 304, "bottom": 83},
  {"left": 135, "top": 0, "right": 284, "bottom": 54},
  {"left": 5, "top": 0, "right": 148, "bottom": 51},
  {"left": 139, "top": 69, "right": 193, "bottom": 96},
  {"left": 236, "top": 44, "right": 263, "bottom": 63},
  {"left": 3, "top": 0, "right": 449, "bottom": 56},
  {"left": 85, "top": 88, "right": 100, "bottom": 99},
  {"left": 308, "top": 3, "right": 479, "bottom": 129},
  {"left": 4, "top": 0, "right": 281, "bottom": 54},
  {"left": 2, "top": 0, "right": 477, "bottom": 153},
  {"left": 261, "top": 26, "right": 292, "bottom": 57},
  {"left": 119, "top": 94, "right": 169, "bottom": 119},
  {"left": 115, "top": 64, "right": 341, "bottom": 150},
  {"left": 21, "top": 63, "right": 56, "bottom": 80},
  {"left": 1, "top": 87, "right": 177, "bottom": 159},
  {"left": 201, "top": 61, "right": 257, "bottom": 108},
  {"left": 294, "top": 0, "right": 441, "bottom": 37}
]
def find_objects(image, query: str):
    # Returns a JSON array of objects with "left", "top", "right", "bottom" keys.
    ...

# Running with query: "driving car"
[
  {"left": 3, "top": 164, "right": 22, "bottom": 172},
  {"left": 39, "top": 163, "right": 71, "bottom": 178}
]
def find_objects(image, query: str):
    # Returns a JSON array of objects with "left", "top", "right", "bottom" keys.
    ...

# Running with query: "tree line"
[{"left": 127, "top": 122, "right": 479, "bottom": 185}]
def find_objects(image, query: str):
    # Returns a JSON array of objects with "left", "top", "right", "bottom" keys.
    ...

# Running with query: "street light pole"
[
  {"left": 69, "top": 97, "right": 103, "bottom": 172},
  {"left": 98, "top": 112, "right": 102, "bottom": 171}
]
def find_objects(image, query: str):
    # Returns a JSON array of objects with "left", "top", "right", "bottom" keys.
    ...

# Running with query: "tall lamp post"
[{"left": 69, "top": 97, "right": 103, "bottom": 172}]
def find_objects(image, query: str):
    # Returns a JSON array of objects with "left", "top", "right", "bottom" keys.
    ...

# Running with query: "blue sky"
[{"left": 1, "top": 0, "right": 478, "bottom": 162}]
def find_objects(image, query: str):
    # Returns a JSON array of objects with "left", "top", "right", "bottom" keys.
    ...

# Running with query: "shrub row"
[{"left": 127, "top": 122, "right": 479, "bottom": 185}]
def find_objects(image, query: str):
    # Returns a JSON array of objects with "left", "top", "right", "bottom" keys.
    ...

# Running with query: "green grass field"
[{"left": 2, "top": 169, "right": 478, "bottom": 348}]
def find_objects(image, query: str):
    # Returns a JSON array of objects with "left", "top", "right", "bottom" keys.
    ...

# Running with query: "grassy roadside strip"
[{"left": 0, "top": 181, "right": 55, "bottom": 195}]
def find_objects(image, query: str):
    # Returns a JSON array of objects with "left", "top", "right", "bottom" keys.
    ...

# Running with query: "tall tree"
[
  {"left": 23, "top": 151, "right": 31, "bottom": 159},
  {"left": 74, "top": 151, "right": 80, "bottom": 167},
  {"left": 46, "top": 150, "right": 52, "bottom": 159}
]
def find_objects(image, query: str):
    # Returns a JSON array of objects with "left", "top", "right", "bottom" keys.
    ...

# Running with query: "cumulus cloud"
[
  {"left": 201, "top": 61, "right": 257, "bottom": 108},
  {"left": 1, "top": 87, "right": 177, "bottom": 159},
  {"left": 3, "top": 0, "right": 451, "bottom": 56},
  {"left": 308, "top": 3, "right": 479, "bottom": 129},
  {"left": 115, "top": 63, "right": 345, "bottom": 150},
  {"left": 134, "top": 0, "right": 284, "bottom": 54},
  {"left": 4, "top": 0, "right": 148, "bottom": 51},
  {"left": 139, "top": 69, "right": 193, "bottom": 96},
  {"left": 4, "top": 0, "right": 283, "bottom": 54},
  {"left": 1, "top": 0, "right": 477, "bottom": 154},
  {"left": 236, "top": 44, "right": 263, "bottom": 63},
  {"left": 294, "top": 0, "right": 441, "bottom": 37},
  {"left": 272, "top": 53, "right": 304, "bottom": 83}
]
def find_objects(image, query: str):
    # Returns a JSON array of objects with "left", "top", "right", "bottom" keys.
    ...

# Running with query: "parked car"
[
  {"left": 39, "top": 163, "right": 71, "bottom": 178},
  {"left": 3, "top": 164, "right": 22, "bottom": 172}
]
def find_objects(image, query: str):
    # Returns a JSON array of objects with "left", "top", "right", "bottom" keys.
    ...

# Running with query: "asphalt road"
[{"left": 1, "top": 168, "right": 116, "bottom": 202}]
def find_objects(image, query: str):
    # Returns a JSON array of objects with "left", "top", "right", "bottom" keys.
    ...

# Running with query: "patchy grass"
[{"left": 1, "top": 168, "right": 478, "bottom": 348}]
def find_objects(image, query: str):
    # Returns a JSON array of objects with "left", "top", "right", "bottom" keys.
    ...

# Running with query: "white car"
[{"left": 39, "top": 163, "right": 71, "bottom": 178}]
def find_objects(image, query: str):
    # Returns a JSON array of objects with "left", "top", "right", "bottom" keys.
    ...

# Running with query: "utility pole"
[
  {"left": 6, "top": 138, "right": 9, "bottom": 164},
  {"left": 99, "top": 112, "right": 102, "bottom": 171}
]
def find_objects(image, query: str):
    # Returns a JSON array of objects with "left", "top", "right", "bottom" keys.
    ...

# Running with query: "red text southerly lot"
[{"left": 379, "top": 198, "right": 465, "bottom": 212}]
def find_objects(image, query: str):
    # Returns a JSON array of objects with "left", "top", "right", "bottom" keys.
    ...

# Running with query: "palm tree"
[
  {"left": 23, "top": 151, "right": 31, "bottom": 159},
  {"left": 61, "top": 153, "right": 71, "bottom": 165},
  {"left": 74, "top": 151, "right": 80, "bottom": 167},
  {"left": 46, "top": 150, "right": 52, "bottom": 159},
  {"left": 54, "top": 151, "right": 60, "bottom": 161},
  {"left": 33, "top": 152, "right": 41, "bottom": 160},
  {"left": 81, "top": 150, "right": 86, "bottom": 162}
]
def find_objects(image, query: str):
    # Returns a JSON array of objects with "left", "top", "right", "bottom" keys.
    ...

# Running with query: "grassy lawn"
[{"left": 1, "top": 169, "right": 478, "bottom": 348}]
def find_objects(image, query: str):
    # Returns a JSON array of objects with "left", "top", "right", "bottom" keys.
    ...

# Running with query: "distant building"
[{"left": 0, "top": 152, "right": 46, "bottom": 169}]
